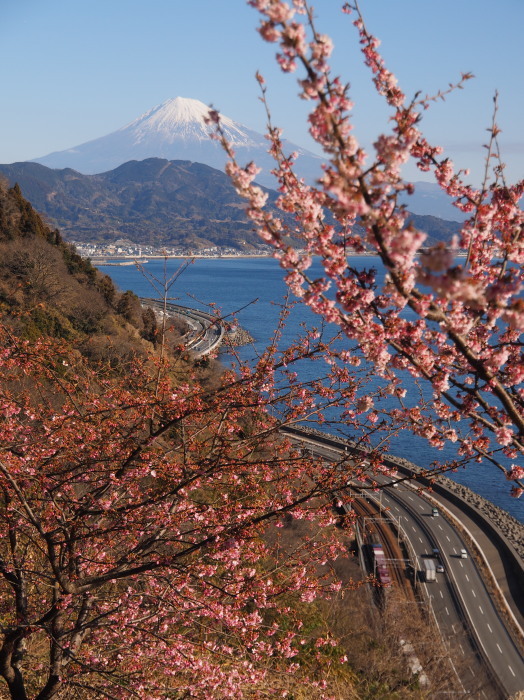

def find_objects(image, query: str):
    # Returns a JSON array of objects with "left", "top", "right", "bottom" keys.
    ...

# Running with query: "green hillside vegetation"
[{"left": 0, "top": 160, "right": 262, "bottom": 250}]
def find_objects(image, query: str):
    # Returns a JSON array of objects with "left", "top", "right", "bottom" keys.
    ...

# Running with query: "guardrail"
[
  {"left": 140, "top": 298, "right": 225, "bottom": 356},
  {"left": 280, "top": 425, "right": 524, "bottom": 608},
  {"left": 283, "top": 426, "right": 516, "bottom": 697}
]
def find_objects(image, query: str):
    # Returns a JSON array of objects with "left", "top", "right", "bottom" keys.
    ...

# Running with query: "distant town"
[
  {"left": 73, "top": 239, "right": 464, "bottom": 263},
  {"left": 72, "top": 239, "right": 276, "bottom": 261}
]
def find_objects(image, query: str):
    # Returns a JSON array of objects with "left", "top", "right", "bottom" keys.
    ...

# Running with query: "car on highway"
[
  {"left": 436, "top": 563, "right": 445, "bottom": 573},
  {"left": 460, "top": 548, "right": 468, "bottom": 559},
  {"left": 432, "top": 507, "right": 439, "bottom": 516}
]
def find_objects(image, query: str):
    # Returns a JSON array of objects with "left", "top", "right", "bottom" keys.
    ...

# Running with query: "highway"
[
  {"left": 286, "top": 430, "right": 524, "bottom": 698},
  {"left": 140, "top": 298, "right": 224, "bottom": 356},
  {"left": 380, "top": 484, "right": 522, "bottom": 697}
]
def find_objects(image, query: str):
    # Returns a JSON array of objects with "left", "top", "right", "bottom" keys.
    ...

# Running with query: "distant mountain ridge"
[
  {"left": 27, "top": 95, "right": 470, "bottom": 220},
  {"left": 31, "top": 97, "right": 324, "bottom": 188},
  {"left": 0, "top": 158, "right": 264, "bottom": 250},
  {"left": 0, "top": 158, "right": 461, "bottom": 251}
]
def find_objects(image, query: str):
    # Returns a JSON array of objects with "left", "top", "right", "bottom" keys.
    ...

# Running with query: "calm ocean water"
[{"left": 101, "top": 256, "right": 522, "bottom": 522}]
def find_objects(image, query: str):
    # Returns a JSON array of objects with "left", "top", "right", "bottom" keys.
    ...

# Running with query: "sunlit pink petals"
[{"left": 213, "top": 0, "right": 524, "bottom": 502}]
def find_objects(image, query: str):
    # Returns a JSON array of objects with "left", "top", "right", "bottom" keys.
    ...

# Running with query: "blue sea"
[{"left": 100, "top": 256, "right": 523, "bottom": 522}]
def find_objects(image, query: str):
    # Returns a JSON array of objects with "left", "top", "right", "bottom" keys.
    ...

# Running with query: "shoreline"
[{"left": 91, "top": 252, "right": 380, "bottom": 263}]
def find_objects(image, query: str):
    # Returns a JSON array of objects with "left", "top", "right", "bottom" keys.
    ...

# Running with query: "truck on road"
[{"left": 424, "top": 559, "right": 437, "bottom": 582}]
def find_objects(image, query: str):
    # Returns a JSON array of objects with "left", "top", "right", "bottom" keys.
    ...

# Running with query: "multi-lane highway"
[
  {"left": 141, "top": 298, "right": 224, "bottom": 356},
  {"left": 377, "top": 483, "right": 522, "bottom": 697},
  {"left": 285, "top": 429, "right": 524, "bottom": 699}
]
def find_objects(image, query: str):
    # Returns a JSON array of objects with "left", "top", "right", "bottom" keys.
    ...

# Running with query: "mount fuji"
[{"left": 31, "top": 97, "right": 323, "bottom": 188}]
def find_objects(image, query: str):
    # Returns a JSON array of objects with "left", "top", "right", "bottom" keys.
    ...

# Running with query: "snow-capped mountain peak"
[
  {"left": 30, "top": 96, "right": 323, "bottom": 186},
  {"left": 124, "top": 97, "right": 257, "bottom": 147}
]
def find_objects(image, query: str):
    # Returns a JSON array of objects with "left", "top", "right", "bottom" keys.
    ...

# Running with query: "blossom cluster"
[{"left": 219, "top": 0, "right": 524, "bottom": 493}]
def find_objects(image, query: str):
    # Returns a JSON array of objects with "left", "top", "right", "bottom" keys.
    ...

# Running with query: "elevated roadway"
[
  {"left": 140, "top": 298, "right": 225, "bottom": 356},
  {"left": 283, "top": 427, "right": 524, "bottom": 698}
]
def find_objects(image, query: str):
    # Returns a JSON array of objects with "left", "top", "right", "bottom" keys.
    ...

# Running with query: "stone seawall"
[
  {"left": 222, "top": 327, "right": 255, "bottom": 347},
  {"left": 283, "top": 426, "right": 523, "bottom": 560},
  {"left": 383, "top": 452, "right": 524, "bottom": 561}
]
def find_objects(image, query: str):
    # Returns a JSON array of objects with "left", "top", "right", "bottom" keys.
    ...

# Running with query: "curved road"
[
  {"left": 287, "top": 431, "right": 524, "bottom": 698},
  {"left": 141, "top": 298, "right": 224, "bottom": 356},
  {"left": 380, "top": 483, "right": 521, "bottom": 697}
]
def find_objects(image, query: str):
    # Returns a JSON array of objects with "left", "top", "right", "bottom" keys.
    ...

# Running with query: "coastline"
[{"left": 91, "top": 252, "right": 379, "bottom": 263}]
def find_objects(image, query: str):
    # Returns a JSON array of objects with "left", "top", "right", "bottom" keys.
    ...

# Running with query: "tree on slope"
[
  {"left": 216, "top": 0, "right": 524, "bottom": 495},
  {"left": 1, "top": 1, "right": 523, "bottom": 697},
  {"left": 0, "top": 180, "right": 381, "bottom": 698},
  {"left": 0, "top": 318, "right": 369, "bottom": 699}
]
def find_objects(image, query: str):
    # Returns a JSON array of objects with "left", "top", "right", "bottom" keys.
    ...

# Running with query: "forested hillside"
[
  {"left": 0, "top": 160, "right": 461, "bottom": 250},
  {"left": 0, "top": 178, "right": 177, "bottom": 364}
]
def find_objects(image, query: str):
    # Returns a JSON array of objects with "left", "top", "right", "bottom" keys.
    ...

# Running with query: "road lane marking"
[
  {"left": 445, "top": 607, "right": 450, "bottom": 616},
  {"left": 478, "top": 606, "right": 483, "bottom": 615},
  {"left": 459, "top": 561, "right": 463, "bottom": 567},
  {"left": 496, "top": 644, "right": 503, "bottom": 654},
  {"left": 487, "top": 624, "right": 492, "bottom": 633},
  {"left": 471, "top": 589, "right": 476, "bottom": 598},
  {"left": 459, "top": 644, "right": 464, "bottom": 655},
  {"left": 407, "top": 496, "right": 414, "bottom": 501},
  {"left": 446, "top": 536, "right": 451, "bottom": 542},
  {"left": 438, "top": 524, "right": 443, "bottom": 530},
  {"left": 418, "top": 537, "right": 423, "bottom": 543},
  {"left": 508, "top": 665, "right": 516, "bottom": 677},
  {"left": 412, "top": 526, "right": 417, "bottom": 532},
  {"left": 439, "top": 590, "right": 443, "bottom": 598},
  {"left": 465, "top": 574, "right": 469, "bottom": 581}
]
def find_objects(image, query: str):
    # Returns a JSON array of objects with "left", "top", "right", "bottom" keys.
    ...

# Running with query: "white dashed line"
[
  {"left": 478, "top": 606, "right": 483, "bottom": 615},
  {"left": 508, "top": 665, "right": 516, "bottom": 677},
  {"left": 439, "top": 590, "right": 443, "bottom": 598},
  {"left": 459, "top": 644, "right": 464, "bottom": 655},
  {"left": 459, "top": 561, "right": 463, "bottom": 568},
  {"left": 419, "top": 537, "right": 423, "bottom": 543},
  {"left": 438, "top": 524, "right": 443, "bottom": 530},
  {"left": 407, "top": 496, "right": 414, "bottom": 501},
  {"left": 497, "top": 644, "right": 503, "bottom": 654},
  {"left": 487, "top": 624, "right": 492, "bottom": 633},
  {"left": 446, "top": 536, "right": 451, "bottom": 542},
  {"left": 471, "top": 589, "right": 476, "bottom": 598},
  {"left": 445, "top": 607, "right": 450, "bottom": 616},
  {"left": 465, "top": 574, "right": 469, "bottom": 582}
]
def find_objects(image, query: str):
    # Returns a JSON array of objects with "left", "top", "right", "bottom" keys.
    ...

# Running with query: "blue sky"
[{"left": 2, "top": 0, "right": 522, "bottom": 185}]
